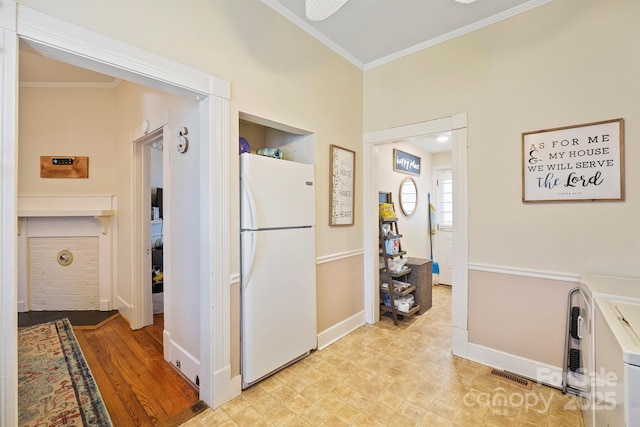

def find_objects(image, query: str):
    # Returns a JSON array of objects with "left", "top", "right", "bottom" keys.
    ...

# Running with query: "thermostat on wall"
[{"left": 40, "top": 156, "right": 89, "bottom": 178}]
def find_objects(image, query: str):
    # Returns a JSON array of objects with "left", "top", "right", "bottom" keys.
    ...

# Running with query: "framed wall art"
[
  {"left": 393, "top": 149, "right": 421, "bottom": 175},
  {"left": 522, "top": 118, "right": 624, "bottom": 202},
  {"left": 329, "top": 144, "right": 355, "bottom": 226}
]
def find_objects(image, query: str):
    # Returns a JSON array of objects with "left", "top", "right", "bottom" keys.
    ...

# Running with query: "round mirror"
[{"left": 399, "top": 177, "right": 418, "bottom": 216}]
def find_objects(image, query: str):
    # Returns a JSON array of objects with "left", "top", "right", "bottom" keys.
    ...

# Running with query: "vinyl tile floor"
[{"left": 182, "top": 285, "right": 584, "bottom": 426}]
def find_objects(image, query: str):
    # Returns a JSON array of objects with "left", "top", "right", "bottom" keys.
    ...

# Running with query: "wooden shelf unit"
[{"left": 379, "top": 207, "right": 420, "bottom": 325}]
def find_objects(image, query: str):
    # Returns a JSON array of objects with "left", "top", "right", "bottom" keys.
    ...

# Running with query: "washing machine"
[{"left": 582, "top": 275, "right": 640, "bottom": 427}]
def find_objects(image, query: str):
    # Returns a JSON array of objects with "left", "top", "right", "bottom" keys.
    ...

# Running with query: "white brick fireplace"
[{"left": 17, "top": 195, "right": 116, "bottom": 312}]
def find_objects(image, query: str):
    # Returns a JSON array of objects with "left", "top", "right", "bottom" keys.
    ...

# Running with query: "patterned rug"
[{"left": 18, "top": 318, "right": 112, "bottom": 426}]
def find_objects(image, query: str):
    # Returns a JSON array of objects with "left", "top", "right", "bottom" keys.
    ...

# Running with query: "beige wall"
[
  {"left": 432, "top": 151, "right": 452, "bottom": 169},
  {"left": 468, "top": 270, "right": 576, "bottom": 367},
  {"left": 18, "top": 87, "right": 118, "bottom": 194},
  {"left": 364, "top": 0, "right": 640, "bottom": 365},
  {"left": 317, "top": 255, "right": 364, "bottom": 333}
]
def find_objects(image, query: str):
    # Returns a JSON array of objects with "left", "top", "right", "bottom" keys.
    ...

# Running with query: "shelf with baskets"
[{"left": 379, "top": 203, "right": 420, "bottom": 325}]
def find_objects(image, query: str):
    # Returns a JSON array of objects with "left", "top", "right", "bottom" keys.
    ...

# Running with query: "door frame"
[
  {"left": 433, "top": 166, "right": 453, "bottom": 285},
  {"left": 0, "top": 6, "right": 235, "bottom": 422},
  {"left": 363, "top": 113, "right": 469, "bottom": 355},
  {"left": 132, "top": 126, "right": 167, "bottom": 329}
]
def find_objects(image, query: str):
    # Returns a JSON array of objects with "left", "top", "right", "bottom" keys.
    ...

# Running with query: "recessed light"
[
  {"left": 455, "top": 0, "right": 477, "bottom": 3},
  {"left": 437, "top": 136, "right": 449, "bottom": 143}
]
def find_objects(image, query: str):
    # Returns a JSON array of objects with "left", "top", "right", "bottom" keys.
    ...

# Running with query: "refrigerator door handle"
[
  {"left": 241, "top": 176, "right": 257, "bottom": 230},
  {"left": 242, "top": 231, "right": 257, "bottom": 289}
]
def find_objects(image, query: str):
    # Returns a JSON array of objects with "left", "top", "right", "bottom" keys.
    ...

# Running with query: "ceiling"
[
  {"left": 263, "top": 0, "right": 551, "bottom": 69},
  {"left": 19, "top": 48, "right": 119, "bottom": 87}
]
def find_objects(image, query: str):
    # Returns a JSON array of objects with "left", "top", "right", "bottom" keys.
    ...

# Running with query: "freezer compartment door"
[
  {"left": 241, "top": 153, "right": 315, "bottom": 229},
  {"left": 241, "top": 227, "right": 317, "bottom": 386}
]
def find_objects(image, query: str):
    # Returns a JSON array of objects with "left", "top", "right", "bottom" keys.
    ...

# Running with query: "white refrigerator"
[{"left": 240, "top": 153, "right": 317, "bottom": 388}]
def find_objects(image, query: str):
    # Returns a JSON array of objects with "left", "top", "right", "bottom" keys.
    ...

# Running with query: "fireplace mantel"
[
  {"left": 17, "top": 195, "right": 117, "bottom": 312},
  {"left": 17, "top": 195, "right": 116, "bottom": 235}
]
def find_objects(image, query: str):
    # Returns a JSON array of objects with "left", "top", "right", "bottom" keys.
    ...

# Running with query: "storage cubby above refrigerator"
[{"left": 239, "top": 112, "right": 315, "bottom": 165}]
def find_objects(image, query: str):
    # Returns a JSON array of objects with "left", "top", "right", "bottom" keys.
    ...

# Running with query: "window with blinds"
[{"left": 437, "top": 170, "right": 453, "bottom": 230}]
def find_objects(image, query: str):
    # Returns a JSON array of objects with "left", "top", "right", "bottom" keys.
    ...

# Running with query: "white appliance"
[
  {"left": 563, "top": 286, "right": 593, "bottom": 422},
  {"left": 582, "top": 275, "right": 640, "bottom": 427},
  {"left": 240, "top": 153, "right": 317, "bottom": 388},
  {"left": 593, "top": 297, "right": 640, "bottom": 427}
]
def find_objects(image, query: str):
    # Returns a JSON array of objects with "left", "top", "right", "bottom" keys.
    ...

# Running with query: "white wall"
[{"left": 29, "top": 235, "right": 99, "bottom": 310}]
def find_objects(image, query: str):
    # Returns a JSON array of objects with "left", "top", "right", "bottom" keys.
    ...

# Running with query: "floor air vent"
[{"left": 490, "top": 369, "right": 531, "bottom": 389}]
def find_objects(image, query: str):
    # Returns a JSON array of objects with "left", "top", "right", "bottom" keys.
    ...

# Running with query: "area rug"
[{"left": 18, "top": 318, "right": 112, "bottom": 426}]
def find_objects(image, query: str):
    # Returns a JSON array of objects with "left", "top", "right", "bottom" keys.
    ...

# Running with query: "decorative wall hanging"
[
  {"left": 399, "top": 177, "right": 418, "bottom": 216},
  {"left": 177, "top": 126, "right": 189, "bottom": 153},
  {"left": 393, "top": 149, "right": 421, "bottom": 176},
  {"left": 329, "top": 144, "right": 355, "bottom": 226},
  {"left": 522, "top": 118, "right": 624, "bottom": 202},
  {"left": 40, "top": 156, "right": 89, "bottom": 178}
]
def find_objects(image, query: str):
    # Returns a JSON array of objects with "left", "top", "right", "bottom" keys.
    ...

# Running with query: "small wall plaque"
[{"left": 40, "top": 156, "right": 89, "bottom": 178}]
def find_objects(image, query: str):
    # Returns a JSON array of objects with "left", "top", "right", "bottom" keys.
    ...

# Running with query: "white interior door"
[{"left": 435, "top": 168, "right": 453, "bottom": 285}]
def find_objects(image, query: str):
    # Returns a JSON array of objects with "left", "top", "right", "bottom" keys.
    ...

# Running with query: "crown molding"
[
  {"left": 365, "top": 0, "right": 553, "bottom": 70},
  {"left": 263, "top": 0, "right": 552, "bottom": 71},
  {"left": 261, "top": 0, "right": 364, "bottom": 69}
]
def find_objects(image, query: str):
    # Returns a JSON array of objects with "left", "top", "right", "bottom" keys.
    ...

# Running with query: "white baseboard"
[
  {"left": 212, "top": 368, "right": 241, "bottom": 409},
  {"left": 453, "top": 327, "right": 563, "bottom": 388},
  {"left": 17, "top": 300, "right": 25, "bottom": 312},
  {"left": 317, "top": 310, "right": 366, "bottom": 350},
  {"left": 166, "top": 334, "right": 200, "bottom": 386},
  {"left": 116, "top": 296, "right": 133, "bottom": 323}
]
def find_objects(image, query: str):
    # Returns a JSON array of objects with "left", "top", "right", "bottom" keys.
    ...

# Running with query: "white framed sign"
[
  {"left": 522, "top": 118, "right": 624, "bottom": 202},
  {"left": 329, "top": 144, "right": 355, "bottom": 226}
]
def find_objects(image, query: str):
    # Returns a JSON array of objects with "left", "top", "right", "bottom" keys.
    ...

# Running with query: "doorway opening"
[
  {"left": 433, "top": 167, "right": 453, "bottom": 286},
  {"left": 132, "top": 128, "right": 166, "bottom": 331},
  {"left": 363, "top": 113, "right": 469, "bottom": 357},
  {"left": 2, "top": 8, "right": 234, "bottom": 419}
]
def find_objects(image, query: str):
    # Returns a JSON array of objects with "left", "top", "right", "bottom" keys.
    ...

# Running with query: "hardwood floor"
[{"left": 73, "top": 314, "right": 204, "bottom": 426}]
